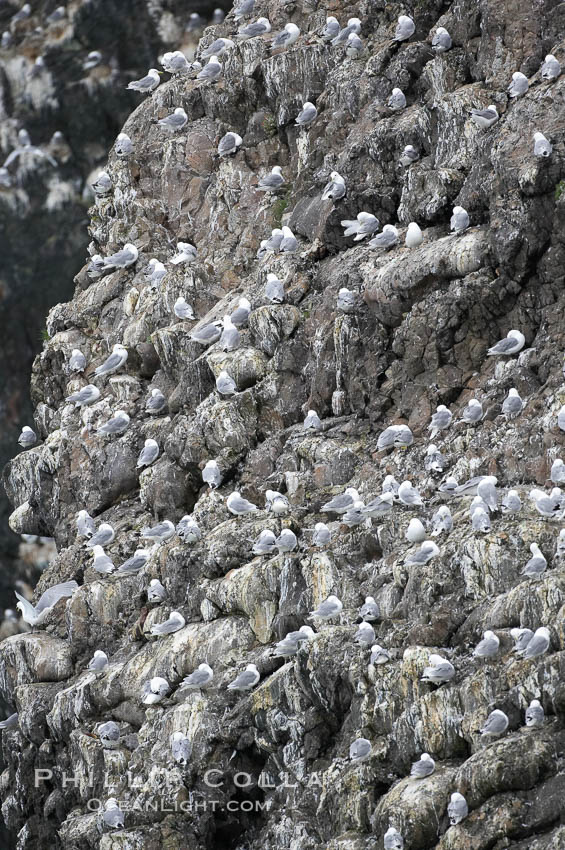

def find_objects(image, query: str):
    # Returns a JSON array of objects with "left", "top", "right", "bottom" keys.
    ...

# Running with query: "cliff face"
[{"left": 2, "top": 0, "right": 565, "bottom": 848}]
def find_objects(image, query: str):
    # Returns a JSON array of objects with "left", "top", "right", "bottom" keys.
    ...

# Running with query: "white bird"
[
  {"left": 354, "top": 622, "right": 375, "bottom": 646},
  {"left": 304, "top": 410, "right": 322, "bottom": 431},
  {"left": 137, "top": 439, "right": 159, "bottom": 469},
  {"left": 346, "top": 32, "right": 363, "bottom": 58},
  {"left": 0, "top": 712, "right": 18, "bottom": 731},
  {"left": 425, "top": 444, "right": 445, "bottom": 472},
  {"left": 387, "top": 88, "right": 406, "bottom": 110},
  {"left": 447, "top": 792, "right": 468, "bottom": 825},
  {"left": 69, "top": 349, "right": 87, "bottom": 373},
  {"left": 309, "top": 595, "right": 343, "bottom": 620},
  {"left": 511, "top": 627, "right": 533, "bottom": 653},
  {"left": 171, "top": 732, "right": 192, "bottom": 765},
  {"left": 377, "top": 424, "right": 414, "bottom": 449},
  {"left": 102, "top": 798, "right": 124, "bottom": 829},
  {"left": 369, "top": 224, "right": 400, "bottom": 249},
  {"left": 552, "top": 458, "right": 565, "bottom": 484},
  {"left": 271, "top": 22, "right": 300, "bottom": 50},
  {"left": 88, "top": 650, "right": 109, "bottom": 672},
  {"left": 439, "top": 476, "right": 459, "bottom": 493},
  {"left": 421, "top": 654, "right": 455, "bottom": 684},
  {"left": 559, "top": 406, "right": 565, "bottom": 432},
  {"left": 252, "top": 529, "right": 277, "bottom": 555},
  {"left": 15, "top": 581, "right": 79, "bottom": 626},
  {"left": 91, "top": 545, "right": 114, "bottom": 575},
  {"left": 473, "top": 630, "right": 499, "bottom": 658},
  {"left": 158, "top": 107, "right": 188, "bottom": 132},
  {"left": 273, "top": 625, "right": 315, "bottom": 657},
  {"left": 410, "top": 753, "right": 435, "bottom": 778},
  {"left": 405, "top": 518, "right": 426, "bottom": 543},
  {"left": 470, "top": 104, "right": 499, "bottom": 129},
  {"left": 432, "top": 26, "right": 452, "bottom": 52},
  {"left": 398, "top": 480, "right": 423, "bottom": 507},
  {"left": 117, "top": 549, "right": 150, "bottom": 575},
  {"left": 478, "top": 476, "right": 498, "bottom": 512},
  {"left": 203, "top": 460, "right": 222, "bottom": 489},
  {"left": 321, "top": 487, "right": 360, "bottom": 514},
  {"left": 280, "top": 226, "right": 298, "bottom": 252},
  {"left": 362, "top": 492, "right": 394, "bottom": 518},
  {"left": 201, "top": 38, "right": 234, "bottom": 59},
  {"left": 182, "top": 663, "right": 214, "bottom": 690},
  {"left": 337, "top": 288, "right": 356, "bottom": 313},
  {"left": 458, "top": 398, "right": 483, "bottom": 425},
  {"left": 86, "top": 523, "right": 115, "bottom": 548},
  {"left": 508, "top": 71, "right": 529, "bottom": 97},
  {"left": 275, "top": 528, "right": 297, "bottom": 553},
  {"left": 359, "top": 596, "right": 380, "bottom": 622},
  {"left": 197, "top": 56, "right": 222, "bottom": 82},
  {"left": 216, "top": 371, "right": 237, "bottom": 396},
  {"left": 529, "top": 488, "right": 562, "bottom": 518},
  {"left": 405, "top": 222, "right": 423, "bottom": 247},
  {"left": 541, "top": 54, "right": 561, "bottom": 81},
  {"left": 95, "top": 344, "right": 128, "bottom": 377},
  {"left": 145, "top": 388, "right": 166, "bottom": 415},
  {"left": 487, "top": 329, "right": 525, "bottom": 355},
  {"left": 160, "top": 51, "right": 192, "bottom": 75},
  {"left": 384, "top": 827, "right": 404, "bottom": 850},
  {"left": 141, "top": 520, "right": 175, "bottom": 543},
  {"left": 171, "top": 242, "right": 196, "bottom": 265},
  {"left": 18, "top": 426, "right": 36, "bottom": 448},
  {"left": 431, "top": 505, "right": 452, "bottom": 536},
  {"left": 174, "top": 297, "right": 195, "bottom": 320},
  {"left": 227, "top": 491, "right": 258, "bottom": 515},
  {"left": 218, "top": 132, "right": 243, "bottom": 157},
  {"left": 399, "top": 145, "right": 419, "bottom": 167},
  {"left": 103, "top": 245, "right": 138, "bottom": 269},
  {"left": 480, "top": 709, "right": 509, "bottom": 737},
  {"left": 257, "top": 166, "right": 285, "bottom": 192},
  {"left": 405, "top": 540, "right": 440, "bottom": 566},
  {"left": 322, "top": 171, "right": 346, "bottom": 201},
  {"left": 502, "top": 387, "right": 524, "bottom": 418},
  {"left": 382, "top": 475, "right": 400, "bottom": 495},
  {"left": 341, "top": 212, "right": 380, "bottom": 241},
  {"left": 295, "top": 102, "right": 317, "bottom": 127},
  {"left": 191, "top": 323, "right": 222, "bottom": 346},
  {"left": 97, "top": 721, "right": 120, "bottom": 749},
  {"left": 395, "top": 15, "right": 415, "bottom": 41},
  {"left": 219, "top": 315, "right": 240, "bottom": 351},
  {"left": 77, "top": 509, "right": 96, "bottom": 538},
  {"left": 176, "top": 516, "right": 201, "bottom": 543},
  {"left": 522, "top": 543, "right": 547, "bottom": 579},
  {"left": 141, "top": 677, "right": 170, "bottom": 704},
  {"left": 150, "top": 610, "right": 185, "bottom": 635},
  {"left": 321, "top": 17, "right": 340, "bottom": 41},
  {"left": 97, "top": 410, "right": 130, "bottom": 436},
  {"left": 450, "top": 206, "right": 469, "bottom": 233},
  {"left": 127, "top": 68, "right": 160, "bottom": 93},
  {"left": 428, "top": 404, "right": 452, "bottom": 438},
  {"left": 147, "top": 579, "right": 166, "bottom": 603},
  {"left": 534, "top": 132, "right": 552, "bottom": 157},
  {"left": 115, "top": 133, "right": 133, "bottom": 156},
  {"left": 266, "top": 490, "right": 289, "bottom": 515},
  {"left": 519, "top": 626, "right": 550, "bottom": 659},
  {"left": 349, "top": 737, "right": 371, "bottom": 762},
  {"left": 370, "top": 645, "right": 391, "bottom": 665},
  {"left": 265, "top": 273, "right": 285, "bottom": 303},
  {"left": 331, "top": 17, "right": 361, "bottom": 45},
  {"left": 92, "top": 171, "right": 112, "bottom": 195},
  {"left": 525, "top": 699, "right": 544, "bottom": 728},
  {"left": 228, "top": 663, "right": 260, "bottom": 691},
  {"left": 472, "top": 507, "right": 490, "bottom": 532},
  {"left": 501, "top": 489, "right": 521, "bottom": 513},
  {"left": 312, "top": 522, "right": 331, "bottom": 547},
  {"left": 237, "top": 17, "right": 271, "bottom": 39}
]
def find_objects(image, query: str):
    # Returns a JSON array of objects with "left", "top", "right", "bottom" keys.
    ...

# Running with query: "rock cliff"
[{"left": 2, "top": 0, "right": 565, "bottom": 848}]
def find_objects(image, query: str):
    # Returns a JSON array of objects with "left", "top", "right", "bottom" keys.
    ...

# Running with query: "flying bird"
[{"left": 15, "top": 581, "right": 79, "bottom": 626}]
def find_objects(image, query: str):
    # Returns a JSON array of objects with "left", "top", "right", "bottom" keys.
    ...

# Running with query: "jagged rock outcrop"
[{"left": 2, "top": 0, "right": 565, "bottom": 848}]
